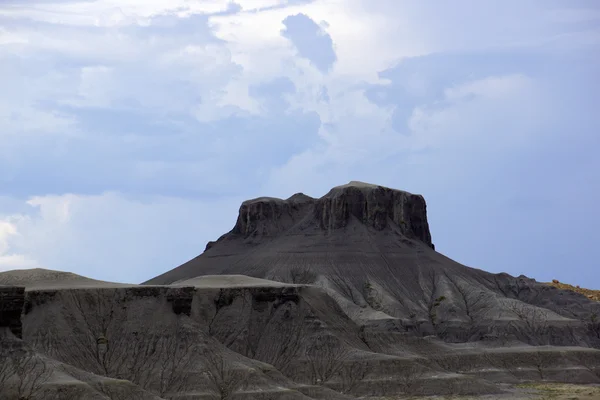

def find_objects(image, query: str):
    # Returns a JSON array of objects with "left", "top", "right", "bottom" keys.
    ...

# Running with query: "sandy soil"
[
  {"left": 173, "top": 274, "right": 296, "bottom": 288},
  {"left": 333, "top": 180, "right": 383, "bottom": 189},
  {"left": 514, "top": 383, "right": 600, "bottom": 400},
  {"left": 371, "top": 383, "right": 600, "bottom": 399},
  {"left": 0, "top": 268, "right": 133, "bottom": 290},
  {"left": 0, "top": 268, "right": 296, "bottom": 291}
]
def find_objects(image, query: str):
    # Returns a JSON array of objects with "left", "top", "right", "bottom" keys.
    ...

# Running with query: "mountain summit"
[
  {"left": 227, "top": 180, "right": 432, "bottom": 248},
  {"left": 147, "top": 181, "right": 434, "bottom": 285},
  {"left": 145, "top": 182, "right": 599, "bottom": 347}
]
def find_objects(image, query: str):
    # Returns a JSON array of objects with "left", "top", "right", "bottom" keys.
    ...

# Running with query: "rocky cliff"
[
  {"left": 0, "top": 285, "right": 25, "bottom": 338},
  {"left": 315, "top": 182, "right": 433, "bottom": 248},
  {"left": 220, "top": 181, "right": 433, "bottom": 248}
]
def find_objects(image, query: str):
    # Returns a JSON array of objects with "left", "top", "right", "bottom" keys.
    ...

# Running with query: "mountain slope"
[
  {"left": 144, "top": 181, "right": 600, "bottom": 348},
  {"left": 3, "top": 181, "right": 600, "bottom": 399},
  {"left": 0, "top": 268, "right": 129, "bottom": 290}
]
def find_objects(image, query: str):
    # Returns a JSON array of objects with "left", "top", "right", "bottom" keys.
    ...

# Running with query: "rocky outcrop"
[
  {"left": 315, "top": 182, "right": 433, "bottom": 248},
  {"left": 223, "top": 181, "right": 433, "bottom": 248},
  {"left": 232, "top": 194, "right": 316, "bottom": 239},
  {"left": 0, "top": 285, "right": 25, "bottom": 338}
]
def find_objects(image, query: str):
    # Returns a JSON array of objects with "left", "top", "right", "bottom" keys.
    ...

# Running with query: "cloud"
[
  {"left": 249, "top": 76, "right": 296, "bottom": 112},
  {"left": 0, "top": 219, "right": 40, "bottom": 271},
  {"left": 281, "top": 13, "right": 336, "bottom": 73},
  {"left": 0, "top": 0, "right": 322, "bottom": 197},
  {"left": 0, "top": 192, "right": 245, "bottom": 282}
]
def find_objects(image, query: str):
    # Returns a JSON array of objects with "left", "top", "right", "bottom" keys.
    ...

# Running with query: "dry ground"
[
  {"left": 546, "top": 280, "right": 600, "bottom": 302},
  {"left": 371, "top": 383, "right": 600, "bottom": 400}
]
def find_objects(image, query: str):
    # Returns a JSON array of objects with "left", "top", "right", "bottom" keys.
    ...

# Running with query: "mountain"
[
  {"left": 145, "top": 181, "right": 599, "bottom": 346},
  {"left": 0, "top": 268, "right": 131, "bottom": 290},
  {"left": 2, "top": 181, "right": 600, "bottom": 399}
]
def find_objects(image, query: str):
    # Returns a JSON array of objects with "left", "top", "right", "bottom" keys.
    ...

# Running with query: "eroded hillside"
[{"left": 1, "top": 182, "right": 600, "bottom": 399}]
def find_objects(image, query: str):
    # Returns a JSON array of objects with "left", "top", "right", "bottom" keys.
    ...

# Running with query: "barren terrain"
[{"left": 1, "top": 182, "right": 599, "bottom": 399}]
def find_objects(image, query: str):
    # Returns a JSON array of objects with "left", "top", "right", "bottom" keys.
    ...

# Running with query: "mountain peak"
[
  {"left": 333, "top": 180, "right": 381, "bottom": 189},
  {"left": 216, "top": 182, "right": 434, "bottom": 250},
  {"left": 318, "top": 182, "right": 432, "bottom": 246}
]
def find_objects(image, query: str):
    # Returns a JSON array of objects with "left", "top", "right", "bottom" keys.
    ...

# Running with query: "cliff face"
[
  {"left": 226, "top": 181, "right": 433, "bottom": 248},
  {"left": 315, "top": 182, "right": 433, "bottom": 248},
  {"left": 231, "top": 193, "right": 316, "bottom": 239},
  {"left": 0, "top": 285, "right": 25, "bottom": 338}
]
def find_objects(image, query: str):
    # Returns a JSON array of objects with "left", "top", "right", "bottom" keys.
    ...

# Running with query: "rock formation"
[
  {"left": 146, "top": 181, "right": 598, "bottom": 347},
  {"left": 0, "top": 286, "right": 25, "bottom": 338},
  {"left": 2, "top": 181, "right": 600, "bottom": 399}
]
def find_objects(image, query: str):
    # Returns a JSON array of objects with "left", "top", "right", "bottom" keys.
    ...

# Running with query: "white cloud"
[
  {"left": 208, "top": 0, "right": 428, "bottom": 86},
  {"left": 0, "top": 0, "right": 231, "bottom": 27},
  {"left": 0, "top": 13, "right": 244, "bottom": 128},
  {"left": 266, "top": 73, "right": 549, "bottom": 197},
  {"left": 409, "top": 74, "right": 543, "bottom": 150},
  {"left": 71, "top": 66, "right": 115, "bottom": 108},
  {"left": 0, "top": 192, "right": 243, "bottom": 282},
  {"left": 0, "top": 220, "right": 18, "bottom": 254},
  {"left": 0, "top": 255, "right": 40, "bottom": 272},
  {"left": 443, "top": 74, "right": 533, "bottom": 101},
  {"left": 0, "top": 105, "right": 77, "bottom": 136},
  {"left": 0, "top": 27, "right": 28, "bottom": 45},
  {"left": 0, "top": 218, "right": 40, "bottom": 272}
]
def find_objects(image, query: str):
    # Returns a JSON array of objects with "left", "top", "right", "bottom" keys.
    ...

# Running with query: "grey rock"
[{"left": 0, "top": 285, "right": 25, "bottom": 338}]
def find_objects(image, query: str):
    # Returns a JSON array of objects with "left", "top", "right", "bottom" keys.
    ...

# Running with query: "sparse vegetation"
[
  {"left": 517, "top": 382, "right": 600, "bottom": 400},
  {"left": 547, "top": 280, "right": 600, "bottom": 302}
]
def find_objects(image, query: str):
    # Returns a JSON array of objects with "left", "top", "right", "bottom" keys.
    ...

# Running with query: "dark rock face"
[
  {"left": 225, "top": 182, "right": 433, "bottom": 248},
  {"left": 166, "top": 286, "right": 195, "bottom": 316},
  {"left": 315, "top": 183, "right": 433, "bottom": 248},
  {"left": 0, "top": 285, "right": 25, "bottom": 338},
  {"left": 232, "top": 195, "right": 315, "bottom": 239}
]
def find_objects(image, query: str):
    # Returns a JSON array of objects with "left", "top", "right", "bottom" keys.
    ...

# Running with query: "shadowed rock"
[{"left": 0, "top": 286, "right": 25, "bottom": 338}]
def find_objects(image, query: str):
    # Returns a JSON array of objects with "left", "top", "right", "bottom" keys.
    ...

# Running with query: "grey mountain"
[
  {"left": 146, "top": 181, "right": 599, "bottom": 347},
  {"left": 1, "top": 181, "right": 600, "bottom": 399}
]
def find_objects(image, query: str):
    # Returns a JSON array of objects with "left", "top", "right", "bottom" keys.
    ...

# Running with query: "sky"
[{"left": 0, "top": 0, "right": 599, "bottom": 286}]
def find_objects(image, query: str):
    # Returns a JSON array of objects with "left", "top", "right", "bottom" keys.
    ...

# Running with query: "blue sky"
[{"left": 0, "top": 0, "right": 599, "bottom": 286}]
